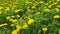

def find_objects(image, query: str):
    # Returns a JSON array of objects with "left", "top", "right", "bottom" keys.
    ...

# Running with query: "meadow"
[{"left": 0, "top": 0, "right": 60, "bottom": 34}]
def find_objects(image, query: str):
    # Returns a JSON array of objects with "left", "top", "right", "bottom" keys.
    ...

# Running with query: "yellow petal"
[
  {"left": 28, "top": 19, "right": 34, "bottom": 25},
  {"left": 12, "top": 30, "right": 18, "bottom": 34},
  {"left": 22, "top": 23, "right": 28, "bottom": 28}
]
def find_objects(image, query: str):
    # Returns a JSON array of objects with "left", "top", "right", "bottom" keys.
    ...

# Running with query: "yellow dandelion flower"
[
  {"left": 28, "top": 19, "right": 34, "bottom": 25},
  {"left": 0, "top": 25, "right": 4, "bottom": 27},
  {"left": 25, "top": 2, "right": 32, "bottom": 5},
  {"left": 53, "top": 15, "right": 60, "bottom": 18},
  {"left": 32, "top": 6, "right": 36, "bottom": 8},
  {"left": 42, "top": 27, "right": 48, "bottom": 31},
  {"left": 59, "top": 29, "right": 60, "bottom": 34},
  {"left": 57, "top": 0, "right": 60, "bottom": 2},
  {"left": 45, "top": 3, "right": 49, "bottom": 6},
  {"left": 6, "top": 16, "right": 11, "bottom": 19},
  {"left": 25, "top": 0, "right": 32, "bottom": 5},
  {"left": 39, "top": 1, "right": 44, "bottom": 4},
  {"left": 16, "top": 15, "right": 20, "bottom": 17},
  {"left": 10, "top": 24, "right": 14, "bottom": 26},
  {"left": 0, "top": 11, "right": 2, "bottom": 14},
  {"left": 10, "top": 19, "right": 13, "bottom": 21},
  {"left": 0, "top": 7, "right": 3, "bottom": 10},
  {"left": 16, "top": 25, "right": 21, "bottom": 31},
  {"left": 11, "top": 16, "right": 15, "bottom": 18},
  {"left": 36, "top": 12, "right": 40, "bottom": 14},
  {"left": 5, "top": 7, "right": 10, "bottom": 11},
  {"left": 0, "top": 23, "right": 8, "bottom": 27},
  {"left": 3, "top": 23, "right": 8, "bottom": 25},
  {"left": 16, "top": 25, "right": 21, "bottom": 29},
  {"left": 53, "top": 2, "right": 57, "bottom": 5},
  {"left": 12, "top": 19, "right": 17, "bottom": 23},
  {"left": 55, "top": 8, "right": 59, "bottom": 12},
  {"left": 15, "top": 9, "right": 20, "bottom": 13},
  {"left": 44, "top": 8, "right": 50, "bottom": 12},
  {"left": 48, "top": 6, "right": 51, "bottom": 8},
  {"left": 57, "top": 5, "right": 60, "bottom": 8},
  {"left": 22, "top": 23, "right": 28, "bottom": 28},
  {"left": 12, "top": 30, "right": 18, "bottom": 34},
  {"left": 49, "top": 1, "right": 52, "bottom": 3}
]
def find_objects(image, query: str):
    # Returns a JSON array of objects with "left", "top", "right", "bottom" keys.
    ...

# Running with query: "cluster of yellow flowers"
[
  {"left": 12, "top": 25, "right": 22, "bottom": 34},
  {"left": 6, "top": 16, "right": 18, "bottom": 23},
  {"left": 0, "top": 0, "right": 60, "bottom": 34},
  {"left": 11, "top": 18, "right": 34, "bottom": 34},
  {"left": 12, "top": 23, "right": 28, "bottom": 34},
  {"left": 0, "top": 23, "right": 8, "bottom": 27}
]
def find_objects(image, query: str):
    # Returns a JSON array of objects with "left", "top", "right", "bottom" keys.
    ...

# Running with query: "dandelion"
[
  {"left": 11, "top": 16, "right": 15, "bottom": 18},
  {"left": 59, "top": 29, "right": 60, "bottom": 34},
  {"left": 15, "top": 9, "right": 20, "bottom": 13},
  {"left": 16, "top": 15, "right": 20, "bottom": 17},
  {"left": 10, "top": 19, "right": 13, "bottom": 21},
  {"left": 57, "top": 5, "right": 60, "bottom": 8},
  {"left": 49, "top": 1, "right": 52, "bottom": 3},
  {"left": 5, "top": 7, "right": 10, "bottom": 11},
  {"left": 39, "top": 1, "right": 44, "bottom": 4},
  {"left": 36, "top": 12, "right": 40, "bottom": 14},
  {"left": 53, "top": 15, "right": 60, "bottom": 18},
  {"left": 53, "top": 2, "right": 57, "bottom": 5},
  {"left": 25, "top": 0, "right": 32, "bottom": 5},
  {"left": 25, "top": 2, "right": 32, "bottom": 5},
  {"left": 3, "top": 23, "right": 8, "bottom": 25},
  {"left": 0, "top": 7, "right": 3, "bottom": 10},
  {"left": 10, "top": 24, "right": 14, "bottom": 26},
  {"left": 55, "top": 8, "right": 59, "bottom": 12},
  {"left": 16, "top": 25, "right": 21, "bottom": 29},
  {"left": 0, "top": 11, "right": 2, "bottom": 14},
  {"left": 32, "top": 6, "right": 36, "bottom": 9},
  {"left": 44, "top": 8, "right": 50, "bottom": 12},
  {"left": 12, "top": 30, "right": 18, "bottom": 34},
  {"left": 22, "top": 23, "right": 28, "bottom": 28},
  {"left": 48, "top": 6, "right": 51, "bottom": 8},
  {"left": 0, "top": 23, "right": 8, "bottom": 27},
  {"left": 6, "top": 16, "right": 11, "bottom": 19},
  {"left": 57, "top": 0, "right": 60, "bottom": 2},
  {"left": 42, "top": 27, "right": 48, "bottom": 31},
  {"left": 28, "top": 19, "right": 34, "bottom": 25},
  {"left": 11, "top": 19, "right": 17, "bottom": 23},
  {"left": 16, "top": 25, "right": 21, "bottom": 31},
  {"left": 45, "top": 3, "right": 49, "bottom": 6}
]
